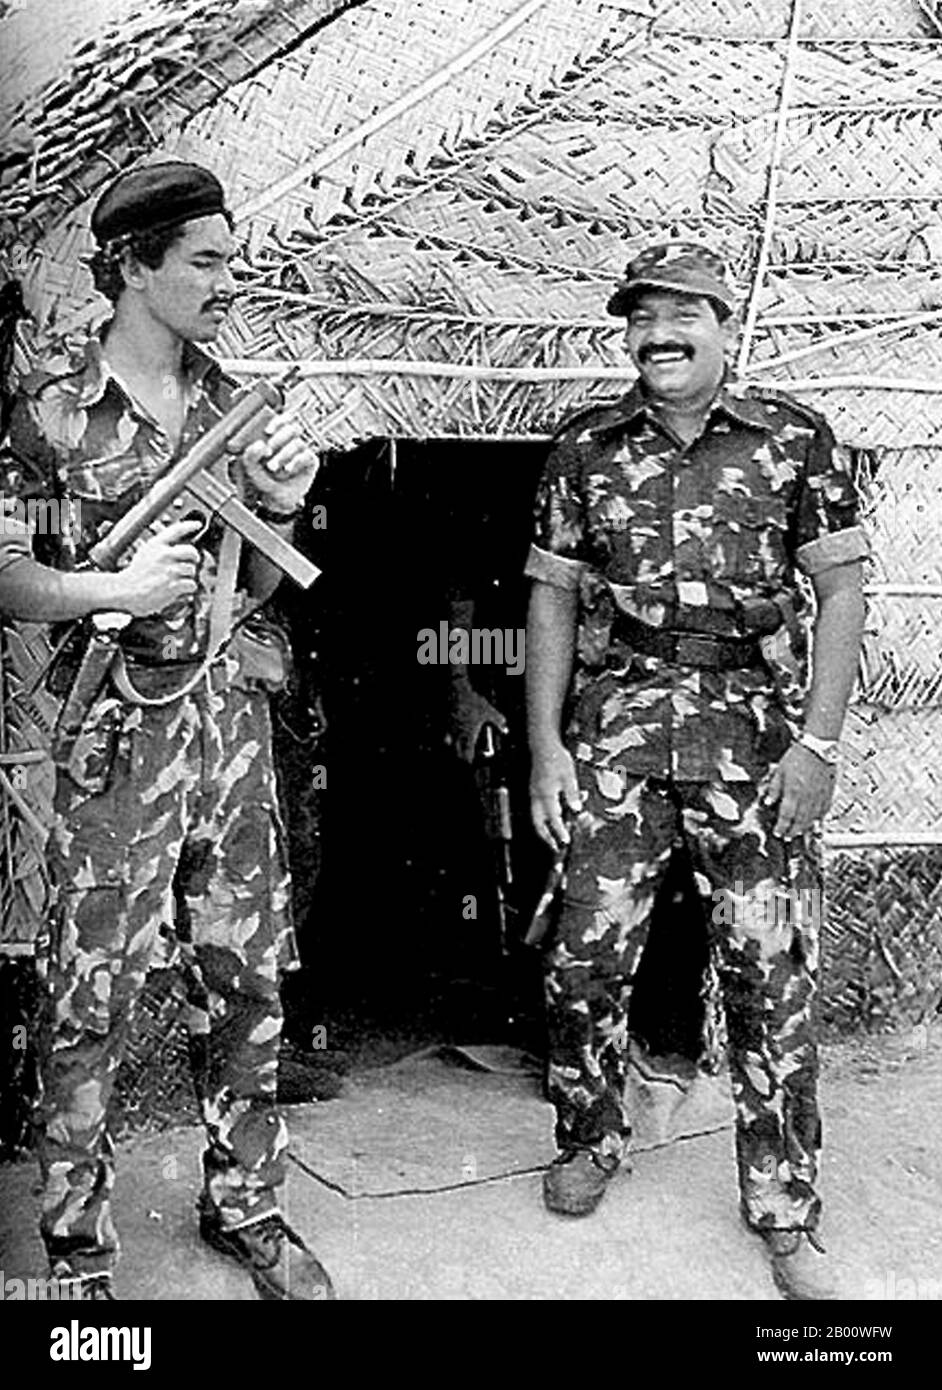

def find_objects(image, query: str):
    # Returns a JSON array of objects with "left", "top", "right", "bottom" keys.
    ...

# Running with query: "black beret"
[{"left": 91, "top": 162, "right": 229, "bottom": 245}]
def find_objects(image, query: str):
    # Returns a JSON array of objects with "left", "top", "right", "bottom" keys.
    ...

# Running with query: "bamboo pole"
[
  {"left": 865, "top": 585, "right": 942, "bottom": 598},
  {"left": 736, "top": 0, "right": 805, "bottom": 376},
  {"left": 824, "top": 832, "right": 942, "bottom": 848},
  {"left": 763, "top": 312, "right": 942, "bottom": 325},
  {"left": 308, "top": 30, "right": 649, "bottom": 254},
  {"left": 741, "top": 309, "right": 942, "bottom": 374},
  {"left": 233, "top": 0, "right": 552, "bottom": 222}
]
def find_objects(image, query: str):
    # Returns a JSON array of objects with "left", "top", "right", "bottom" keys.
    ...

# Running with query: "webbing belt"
[{"left": 610, "top": 611, "right": 764, "bottom": 671}]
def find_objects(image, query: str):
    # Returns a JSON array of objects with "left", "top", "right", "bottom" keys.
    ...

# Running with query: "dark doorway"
[{"left": 273, "top": 438, "right": 709, "bottom": 1064}]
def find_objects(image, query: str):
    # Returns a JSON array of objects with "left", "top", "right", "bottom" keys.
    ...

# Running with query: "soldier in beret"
[
  {"left": 0, "top": 162, "right": 334, "bottom": 1300},
  {"left": 525, "top": 241, "right": 867, "bottom": 1300}
]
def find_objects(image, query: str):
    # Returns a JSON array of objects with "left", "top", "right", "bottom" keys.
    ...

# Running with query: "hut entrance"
[{"left": 275, "top": 437, "right": 710, "bottom": 1069}]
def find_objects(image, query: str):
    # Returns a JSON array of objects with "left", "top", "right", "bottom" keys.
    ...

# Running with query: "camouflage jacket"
[
  {"left": 525, "top": 377, "right": 869, "bottom": 782},
  {"left": 0, "top": 335, "right": 251, "bottom": 669}
]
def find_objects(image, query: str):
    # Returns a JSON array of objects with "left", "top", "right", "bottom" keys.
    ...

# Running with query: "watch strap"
[
  {"left": 798, "top": 731, "right": 840, "bottom": 766},
  {"left": 255, "top": 502, "right": 302, "bottom": 525}
]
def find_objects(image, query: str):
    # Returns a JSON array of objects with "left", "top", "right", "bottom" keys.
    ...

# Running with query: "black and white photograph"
[{"left": 0, "top": 0, "right": 939, "bottom": 1356}]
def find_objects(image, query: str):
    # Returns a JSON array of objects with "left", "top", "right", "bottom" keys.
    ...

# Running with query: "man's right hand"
[
  {"left": 115, "top": 519, "right": 203, "bottom": 617},
  {"left": 447, "top": 685, "right": 509, "bottom": 763},
  {"left": 529, "top": 740, "right": 583, "bottom": 851}
]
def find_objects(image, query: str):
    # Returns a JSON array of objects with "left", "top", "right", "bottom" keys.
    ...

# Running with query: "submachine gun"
[
  {"left": 87, "top": 371, "right": 316, "bottom": 583},
  {"left": 472, "top": 723, "right": 519, "bottom": 966},
  {"left": 34, "top": 372, "right": 320, "bottom": 734}
]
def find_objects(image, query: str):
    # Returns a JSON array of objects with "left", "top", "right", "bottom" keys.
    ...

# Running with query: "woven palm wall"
[{"left": 2, "top": 0, "right": 942, "bottom": 1031}]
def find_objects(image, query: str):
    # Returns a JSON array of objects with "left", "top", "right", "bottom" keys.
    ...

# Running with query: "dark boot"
[
  {"left": 759, "top": 1229, "right": 839, "bottom": 1301},
  {"left": 199, "top": 1198, "right": 336, "bottom": 1301},
  {"left": 542, "top": 1149, "right": 619, "bottom": 1217},
  {"left": 47, "top": 1263, "right": 117, "bottom": 1300}
]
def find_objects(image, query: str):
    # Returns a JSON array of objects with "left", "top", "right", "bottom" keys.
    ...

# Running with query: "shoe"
[
  {"left": 199, "top": 1201, "right": 336, "bottom": 1301},
  {"left": 73, "top": 1274, "right": 116, "bottom": 1301},
  {"left": 542, "top": 1149, "right": 618, "bottom": 1217},
  {"left": 48, "top": 1266, "right": 116, "bottom": 1300},
  {"left": 760, "top": 1229, "right": 839, "bottom": 1301}
]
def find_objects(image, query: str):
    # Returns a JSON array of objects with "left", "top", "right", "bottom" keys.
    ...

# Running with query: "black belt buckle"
[{"left": 673, "top": 634, "right": 723, "bottom": 668}]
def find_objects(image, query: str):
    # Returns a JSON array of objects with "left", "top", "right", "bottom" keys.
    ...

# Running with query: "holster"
[
  {"left": 524, "top": 842, "right": 569, "bottom": 948},
  {"left": 54, "top": 627, "right": 120, "bottom": 738},
  {"left": 230, "top": 612, "right": 293, "bottom": 694},
  {"left": 524, "top": 801, "right": 577, "bottom": 949},
  {"left": 45, "top": 619, "right": 95, "bottom": 700},
  {"left": 52, "top": 623, "right": 124, "bottom": 790}
]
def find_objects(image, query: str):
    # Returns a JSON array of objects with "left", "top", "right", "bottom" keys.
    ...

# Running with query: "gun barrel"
[{"left": 88, "top": 379, "right": 284, "bottom": 571}]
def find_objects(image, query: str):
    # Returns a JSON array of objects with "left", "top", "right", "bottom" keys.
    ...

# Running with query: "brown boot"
[
  {"left": 199, "top": 1202, "right": 336, "bottom": 1301},
  {"left": 760, "top": 1229, "right": 839, "bottom": 1301},
  {"left": 542, "top": 1149, "right": 619, "bottom": 1217}
]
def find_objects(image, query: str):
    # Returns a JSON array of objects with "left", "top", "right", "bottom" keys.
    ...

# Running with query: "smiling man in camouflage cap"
[{"left": 524, "top": 240, "right": 868, "bottom": 1300}]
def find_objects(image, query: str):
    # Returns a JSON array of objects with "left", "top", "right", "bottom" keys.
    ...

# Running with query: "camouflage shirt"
[
  {"left": 0, "top": 335, "right": 247, "bottom": 665},
  {"left": 525, "top": 377, "right": 869, "bottom": 782}
]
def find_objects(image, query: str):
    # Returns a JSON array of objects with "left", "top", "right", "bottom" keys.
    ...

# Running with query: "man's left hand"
[
  {"left": 763, "top": 742, "right": 837, "bottom": 839},
  {"left": 240, "top": 414, "right": 319, "bottom": 514}
]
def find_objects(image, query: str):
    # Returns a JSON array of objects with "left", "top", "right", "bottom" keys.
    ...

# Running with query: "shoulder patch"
[
  {"left": 746, "top": 385, "right": 829, "bottom": 432},
  {"left": 550, "top": 393, "right": 632, "bottom": 442}
]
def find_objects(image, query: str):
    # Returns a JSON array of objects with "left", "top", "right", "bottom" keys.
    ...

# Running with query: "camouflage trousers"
[
  {"left": 39, "top": 662, "right": 297, "bottom": 1277},
  {"left": 546, "top": 769, "right": 822, "bottom": 1234}
]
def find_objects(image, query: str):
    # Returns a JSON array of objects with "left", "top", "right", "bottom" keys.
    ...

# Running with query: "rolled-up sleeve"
[
  {"left": 524, "top": 432, "right": 589, "bottom": 590},
  {"left": 792, "top": 421, "right": 870, "bottom": 576}
]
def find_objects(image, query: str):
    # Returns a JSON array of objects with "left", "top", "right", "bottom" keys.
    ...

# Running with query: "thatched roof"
[
  {"left": 0, "top": 1, "right": 361, "bottom": 233},
  {"left": 2, "top": 0, "right": 942, "bottom": 861},
  {"left": 2, "top": 0, "right": 940, "bottom": 451}
]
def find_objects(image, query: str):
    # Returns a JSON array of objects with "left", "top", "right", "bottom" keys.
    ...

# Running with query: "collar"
[
  {"left": 67, "top": 332, "right": 220, "bottom": 411},
  {"left": 587, "top": 372, "right": 774, "bottom": 438},
  {"left": 713, "top": 376, "right": 777, "bottom": 432}
]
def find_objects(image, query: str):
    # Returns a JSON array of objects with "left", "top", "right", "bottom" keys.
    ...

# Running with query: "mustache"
[{"left": 638, "top": 342, "right": 694, "bottom": 364}]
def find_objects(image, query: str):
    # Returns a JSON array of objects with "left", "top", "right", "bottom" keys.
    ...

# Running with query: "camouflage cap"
[
  {"left": 607, "top": 241, "right": 738, "bottom": 317},
  {"left": 91, "top": 162, "right": 229, "bottom": 245}
]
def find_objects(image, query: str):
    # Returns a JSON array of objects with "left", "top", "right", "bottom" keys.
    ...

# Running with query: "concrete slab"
[
  {"left": 628, "top": 1067, "right": 734, "bottom": 1150},
  {"left": 288, "top": 1049, "right": 735, "bottom": 1197},
  {"left": 3, "top": 1035, "right": 942, "bottom": 1299},
  {"left": 287, "top": 1053, "right": 555, "bottom": 1196},
  {"left": 0, "top": 1128, "right": 343, "bottom": 1301},
  {"left": 292, "top": 1130, "right": 777, "bottom": 1301},
  {"left": 818, "top": 1060, "right": 942, "bottom": 1300},
  {"left": 0, "top": 1070, "right": 752, "bottom": 1300}
]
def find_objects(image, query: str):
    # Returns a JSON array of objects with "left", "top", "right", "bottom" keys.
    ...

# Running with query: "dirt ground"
[{"left": 2, "top": 1020, "right": 942, "bottom": 1303}]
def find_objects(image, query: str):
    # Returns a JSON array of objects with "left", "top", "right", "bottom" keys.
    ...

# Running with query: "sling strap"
[{"left": 111, "top": 525, "right": 244, "bottom": 706}]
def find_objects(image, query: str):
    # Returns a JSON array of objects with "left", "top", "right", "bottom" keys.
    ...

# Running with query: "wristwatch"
[
  {"left": 797, "top": 731, "right": 840, "bottom": 767},
  {"left": 255, "top": 501, "right": 302, "bottom": 525}
]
